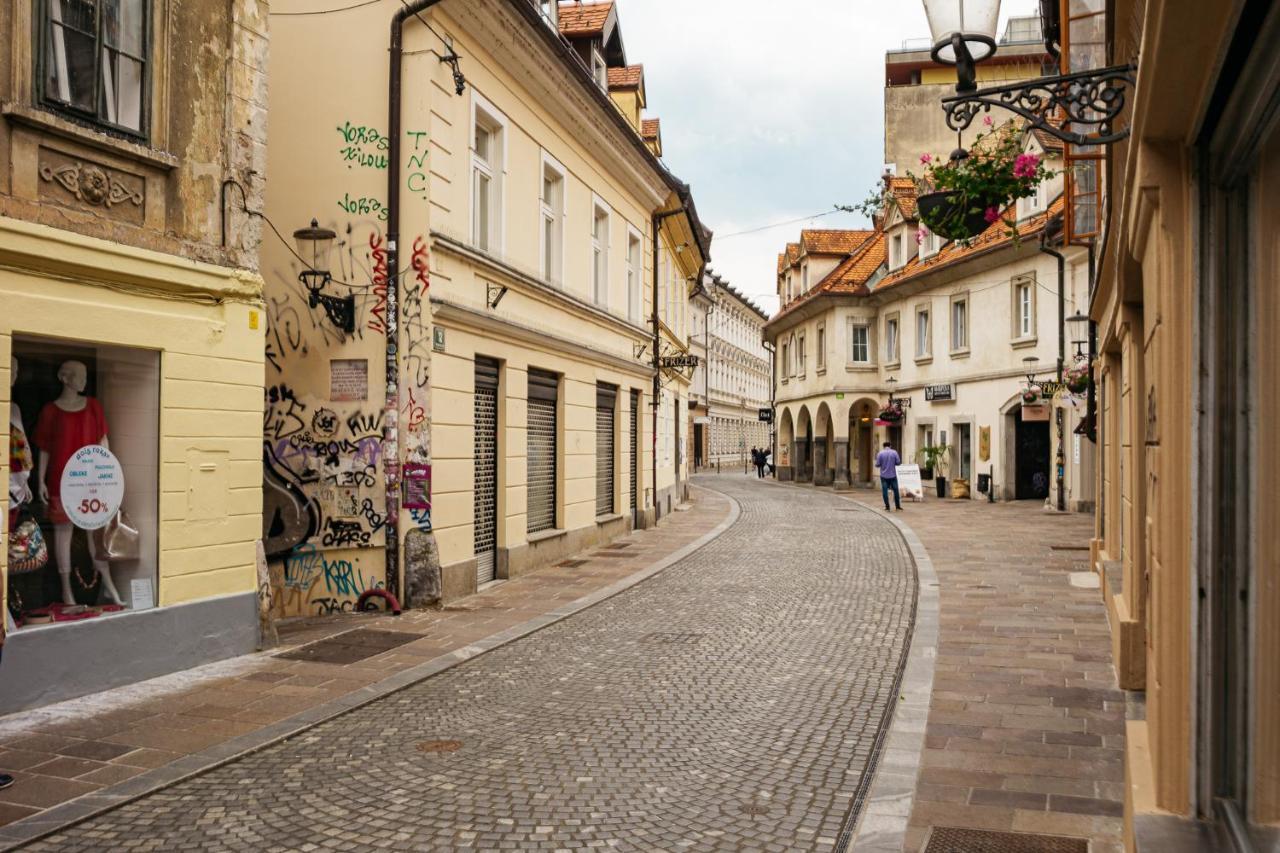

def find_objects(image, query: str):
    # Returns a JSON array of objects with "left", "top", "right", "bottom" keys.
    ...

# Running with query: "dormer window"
[
  {"left": 889, "top": 231, "right": 907, "bottom": 270},
  {"left": 1019, "top": 179, "right": 1046, "bottom": 220},
  {"left": 591, "top": 49, "right": 607, "bottom": 90},
  {"left": 802, "top": 264, "right": 809, "bottom": 292},
  {"left": 537, "top": 0, "right": 557, "bottom": 27},
  {"left": 918, "top": 228, "right": 941, "bottom": 260}
]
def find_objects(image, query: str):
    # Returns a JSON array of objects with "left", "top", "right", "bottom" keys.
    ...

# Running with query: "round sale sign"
[{"left": 60, "top": 445, "right": 125, "bottom": 530}]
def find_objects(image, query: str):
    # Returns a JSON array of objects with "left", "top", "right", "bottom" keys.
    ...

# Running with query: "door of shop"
[
  {"left": 473, "top": 357, "right": 499, "bottom": 585},
  {"left": 595, "top": 384, "right": 616, "bottom": 517},
  {"left": 526, "top": 369, "right": 559, "bottom": 535},
  {"left": 1015, "top": 417, "right": 1050, "bottom": 500}
]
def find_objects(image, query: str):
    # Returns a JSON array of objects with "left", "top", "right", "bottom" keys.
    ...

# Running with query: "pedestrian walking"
[
  {"left": 752, "top": 446, "right": 766, "bottom": 479},
  {"left": 876, "top": 441, "right": 903, "bottom": 511},
  {"left": 765, "top": 449, "right": 774, "bottom": 476}
]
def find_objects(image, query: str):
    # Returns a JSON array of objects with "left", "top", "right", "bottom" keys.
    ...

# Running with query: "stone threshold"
[{"left": 0, "top": 492, "right": 741, "bottom": 851}]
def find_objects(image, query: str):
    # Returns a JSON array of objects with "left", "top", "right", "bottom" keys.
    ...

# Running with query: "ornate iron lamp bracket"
[{"left": 941, "top": 63, "right": 1137, "bottom": 146}]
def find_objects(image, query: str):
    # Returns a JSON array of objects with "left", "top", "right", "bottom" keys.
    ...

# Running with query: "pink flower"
[
  {"left": 919, "top": 153, "right": 933, "bottom": 165},
  {"left": 1013, "top": 153, "right": 1041, "bottom": 179},
  {"left": 984, "top": 206, "right": 1001, "bottom": 224},
  {"left": 982, "top": 115, "right": 993, "bottom": 127},
  {"left": 915, "top": 227, "right": 927, "bottom": 245}
]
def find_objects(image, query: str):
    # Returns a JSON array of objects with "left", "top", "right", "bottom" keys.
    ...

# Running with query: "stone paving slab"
[
  {"left": 0, "top": 487, "right": 732, "bottom": 847},
  {"left": 8, "top": 475, "right": 918, "bottom": 851},
  {"left": 836, "top": 488, "right": 1123, "bottom": 853}
]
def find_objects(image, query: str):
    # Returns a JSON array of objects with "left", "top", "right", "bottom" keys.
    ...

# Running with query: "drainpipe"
[
  {"left": 1039, "top": 233, "right": 1067, "bottom": 513},
  {"left": 1086, "top": 242, "right": 1097, "bottom": 443},
  {"left": 763, "top": 339, "right": 776, "bottom": 477},
  {"left": 651, "top": 208, "right": 685, "bottom": 521},
  {"left": 385, "top": 0, "right": 447, "bottom": 599}
]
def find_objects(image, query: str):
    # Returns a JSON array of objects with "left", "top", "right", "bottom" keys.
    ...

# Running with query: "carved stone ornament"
[{"left": 39, "top": 160, "right": 143, "bottom": 208}]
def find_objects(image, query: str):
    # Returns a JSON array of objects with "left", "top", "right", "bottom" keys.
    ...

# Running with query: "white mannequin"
[{"left": 35, "top": 360, "right": 124, "bottom": 606}]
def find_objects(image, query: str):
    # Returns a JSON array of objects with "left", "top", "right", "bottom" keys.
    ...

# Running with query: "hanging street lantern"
[
  {"left": 922, "top": 0, "right": 1000, "bottom": 93},
  {"left": 292, "top": 218, "right": 355, "bottom": 334},
  {"left": 922, "top": 0, "right": 1137, "bottom": 147}
]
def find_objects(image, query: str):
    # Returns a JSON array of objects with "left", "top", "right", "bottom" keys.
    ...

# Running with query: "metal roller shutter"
[
  {"left": 473, "top": 358, "right": 499, "bottom": 585},
  {"left": 527, "top": 370, "right": 558, "bottom": 534},
  {"left": 595, "top": 383, "right": 617, "bottom": 517}
]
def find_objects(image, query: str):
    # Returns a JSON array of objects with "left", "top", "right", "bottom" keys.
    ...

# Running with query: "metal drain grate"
[
  {"left": 739, "top": 802, "right": 772, "bottom": 816},
  {"left": 590, "top": 551, "right": 631, "bottom": 558},
  {"left": 274, "top": 628, "right": 422, "bottom": 665},
  {"left": 1049, "top": 545, "right": 1091, "bottom": 551},
  {"left": 641, "top": 632, "right": 705, "bottom": 644},
  {"left": 602, "top": 542, "right": 633, "bottom": 550},
  {"left": 924, "top": 827, "right": 1088, "bottom": 853},
  {"left": 416, "top": 739, "right": 462, "bottom": 753},
  {"left": 555, "top": 558, "right": 589, "bottom": 568}
]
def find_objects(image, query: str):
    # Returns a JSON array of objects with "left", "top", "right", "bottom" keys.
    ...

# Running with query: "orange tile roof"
[
  {"left": 800, "top": 229, "right": 875, "bottom": 255},
  {"left": 1030, "top": 127, "right": 1065, "bottom": 154},
  {"left": 641, "top": 117, "right": 660, "bottom": 140},
  {"left": 875, "top": 195, "right": 1066, "bottom": 293},
  {"left": 887, "top": 177, "right": 917, "bottom": 219},
  {"left": 777, "top": 252, "right": 787, "bottom": 274},
  {"left": 782, "top": 242, "right": 801, "bottom": 271},
  {"left": 558, "top": 1, "right": 612, "bottom": 36},
  {"left": 771, "top": 232, "right": 884, "bottom": 322},
  {"left": 607, "top": 64, "right": 643, "bottom": 89}
]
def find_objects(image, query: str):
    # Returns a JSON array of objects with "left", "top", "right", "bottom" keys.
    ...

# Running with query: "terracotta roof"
[
  {"left": 771, "top": 232, "right": 884, "bottom": 322},
  {"left": 607, "top": 64, "right": 643, "bottom": 89},
  {"left": 887, "top": 177, "right": 917, "bottom": 220},
  {"left": 557, "top": 1, "right": 612, "bottom": 36},
  {"left": 800, "top": 229, "right": 875, "bottom": 255},
  {"left": 875, "top": 195, "right": 1066, "bottom": 293},
  {"left": 782, "top": 242, "right": 801, "bottom": 271},
  {"left": 641, "top": 117, "right": 660, "bottom": 140},
  {"left": 1029, "top": 127, "right": 1065, "bottom": 154},
  {"left": 777, "top": 253, "right": 787, "bottom": 274}
]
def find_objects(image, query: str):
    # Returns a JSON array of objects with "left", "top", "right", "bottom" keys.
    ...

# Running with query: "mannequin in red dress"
[{"left": 34, "top": 360, "right": 123, "bottom": 606}]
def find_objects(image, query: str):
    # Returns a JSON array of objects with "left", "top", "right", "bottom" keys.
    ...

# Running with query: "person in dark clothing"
[{"left": 751, "top": 447, "right": 766, "bottom": 478}]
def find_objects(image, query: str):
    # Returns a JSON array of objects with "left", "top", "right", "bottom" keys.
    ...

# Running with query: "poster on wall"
[
  {"left": 330, "top": 359, "right": 369, "bottom": 401},
  {"left": 979, "top": 426, "right": 991, "bottom": 462},
  {"left": 60, "top": 445, "right": 125, "bottom": 530},
  {"left": 897, "top": 463, "right": 925, "bottom": 501}
]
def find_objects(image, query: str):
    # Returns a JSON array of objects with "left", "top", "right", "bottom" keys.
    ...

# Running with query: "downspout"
[
  {"left": 763, "top": 339, "right": 776, "bottom": 477},
  {"left": 1039, "top": 234, "right": 1067, "bottom": 513},
  {"left": 385, "top": 0, "right": 447, "bottom": 599},
  {"left": 650, "top": 208, "right": 684, "bottom": 521}
]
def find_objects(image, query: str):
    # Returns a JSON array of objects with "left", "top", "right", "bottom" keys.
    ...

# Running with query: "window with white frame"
[
  {"left": 1012, "top": 275, "right": 1035, "bottom": 339},
  {"left": 890, "top": 231, "right": 906, "bottom": 269},
  {"left": 816, "top": 324, "right": 825, "bottom": 369},
  {"left": 915, "top": 307, "right": 932, "bottom": 358},
  {"left": 950, "top": 295, "right": 969, "bottom": 353},
  {"left": 802, "top": 264, "right": 809, "bottom": 292},
  {"left": 591, "top": 49, "right": 607, "bottom": 89},
  {"left": 591, "top": 199, "right": 610, "bottom": 306},
  {"left": 780, "top": 342, "right": 789, "bottom": 381},
  {"left": 44, "top": 0, "right": 148, "bottom": 136},
  {"left": 537, "top": 0, "right": 557, "bottom": 27},
  {"left": 798, "top": 333, "right": 806, "bottom": 375},
  {"left": 471, "top": 97, "right": 505, "bottom": 253},
  {"left": 919, "top": 228, "right": 942, "bottom": 259},
  {"left": 850, "top": 322, "right": 870, "bottom": 363},
  {"left": 885, "top": 315, "right": 900, "bottom": 363},
  {"left": 627, "top": 230, "right": 642, "bottom": 323},
  {"left": 540, "top": 154, "right": 564, "bottom": 284}
]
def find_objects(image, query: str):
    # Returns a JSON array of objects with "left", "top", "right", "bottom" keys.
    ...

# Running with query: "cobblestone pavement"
[
  {"left": 21, "top": 476, "right": 917, "bottom": 852},
  {"left": 842, "top": 491, "right": 1123, "bottom": 853}
]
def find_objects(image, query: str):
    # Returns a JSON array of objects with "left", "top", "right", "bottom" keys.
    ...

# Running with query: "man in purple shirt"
[{"left": 875, "top": 441, "right": 903, "bottom": 511}]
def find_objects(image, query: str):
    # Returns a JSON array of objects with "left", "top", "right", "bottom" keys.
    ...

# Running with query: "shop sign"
[
  {"left": 924, "top": 384, "right": 954, "bottom": 402},
  {"left": 660, "top": 354, "right": 699, "bottom": 368},
  {"left": 758, "top": 408, "right": 774, "bottom": 423},
  {"left": 402, "top": 463, "right": 432, "bottom": 515},
  {"left": 897, "top": 463, "right": 925, "bottom": 501},
  {"left": 979, "top": 426, "right": 991, "bottom": 462},
  {"left": 61, "top": 445, "right": 125, "bottom": 530},
  {"left": 433, "top": 326, "right": 446, "bottom": 352},
  {"left": 1022, "top": 402, "right": 1051, "bottom": 422},
  {"left": 835, "top": 392, "right": 845, "bottom": 399}
]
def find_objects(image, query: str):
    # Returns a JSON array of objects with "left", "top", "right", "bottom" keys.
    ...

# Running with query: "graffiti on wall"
[{"left": 272, "top": 543, "right": 386, "bottom": 617}]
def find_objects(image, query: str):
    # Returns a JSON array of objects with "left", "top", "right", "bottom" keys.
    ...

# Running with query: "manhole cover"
[
  {"left": 274, "top": 628, "right": 422, "bottom": 665},
  {"left": 416, "top": 739, "right": 462, "bottom": 753},
  {"left": 602, "top": 542, "right": 632, "bottom": 550},
  {"left": 591, "top": 552, "right": 631, "bottom": 558},
  {"left": 1050, "top": 545, "right": 1090, "bottom": 551},
  {"left": 739, "top": 802, "right": 772, "bottom": 816},
  {"left": 924, "top": 827, "right": 1088, "bottom": 853},
  {"left": 641, "top": 632, "right": 704, "bottom": 644},
  {"left": 556, "top": 559, "right": 588, "bottom": 568}
]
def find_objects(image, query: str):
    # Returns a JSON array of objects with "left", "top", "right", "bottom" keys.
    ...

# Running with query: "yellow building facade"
[
  {"left": 0, "top": 1, "right": 267, "bottom": 712},
  {"left": 263, "top": 0, "right": 707, "bottom": 614}
]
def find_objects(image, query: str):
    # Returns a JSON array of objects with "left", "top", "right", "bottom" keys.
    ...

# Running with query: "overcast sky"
[{"left": 616, "top": 0, "right": 1039, "bottom": 315}]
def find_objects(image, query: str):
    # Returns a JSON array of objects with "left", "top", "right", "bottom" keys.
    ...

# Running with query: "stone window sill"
[
  {"left": 950, "top": 347, "right": 971, "bottom": 359},
  {"left": 816, "top": 366, "right": 826, "bottom": 375},
  {"left": 915, "top": 354, "right": 933, "bottom": 365},
  {"left": 885, "top": 359, "right": 901, "bottom": 370},
  {"left": 2, "top": 102, "right": 178, "bottom": 170},
  {"left": 595, "top": 513, "right": 623, "bottom": 526},
  {"left": 526, "top": 527, "right": 567, "bottom": 544},
  {"left": 845, "top": 363, "right": 877, "bottom": 372},
  {"left": 1011, "top": 336, "right": 1039, "bottom": 349}
]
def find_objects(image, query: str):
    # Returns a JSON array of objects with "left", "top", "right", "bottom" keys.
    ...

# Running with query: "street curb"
[
  {"left": 760, "top": 477, "right": 939, "bottom": 853},
  {"left": 0, "top": 486, "right": 742, "bottom": 851}
]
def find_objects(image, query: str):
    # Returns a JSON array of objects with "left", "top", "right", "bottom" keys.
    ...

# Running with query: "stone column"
[
  {"left": 795, "top": 439, "right": 812, "bottom": 482},
  {"left": 833, "top": 439, "right": 851, "bottom": 489},
  {"left": 813, "top": 440, "right": 831, "bottom": 486}
]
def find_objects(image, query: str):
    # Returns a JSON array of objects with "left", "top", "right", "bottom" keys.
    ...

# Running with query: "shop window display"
[{"left": 6, "top": 338, "right": 158, "bottom": 629}]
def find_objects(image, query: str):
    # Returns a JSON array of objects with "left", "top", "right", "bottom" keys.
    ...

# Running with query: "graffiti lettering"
[
  {"left": 336, "top": 121, "right": 390, "bottom": 150},
  {"left": 265, "top": 295, "right": 307, "bottom": 373},
  {"left": 338, "top": 193, "right": 388, "bottom": 222},
  {"left": 265, "top": 384, "right": 307, "bottom": 440},
  {"left": 406, "top": 131, "right": 428, "bottom": 197},
  {"left": 368, "top": 233, "right": 389, "bottom": 334},
  {"left": 311, "top": 407, "right": 339, "bottom": 438},
  {"left": 321, "top": 519, "right": 371, "bottom": 548},
  {"left": 339, "top": 147, "right": 389, "bottom": 170},
  {"left": 346, "top": 411, "right": 382, "bottom": 439},
  {"left": 409, "top": 507, "right": 432, "bottom": 531}
]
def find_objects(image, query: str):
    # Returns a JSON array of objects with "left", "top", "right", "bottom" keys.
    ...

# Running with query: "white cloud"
[{"left": 612, "top": 0, "right": 1039, "bottom": 315}]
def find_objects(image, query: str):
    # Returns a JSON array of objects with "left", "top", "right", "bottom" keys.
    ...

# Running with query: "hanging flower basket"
[
  {"left": 1065, "top": 359, "right": 1091, "bottom": 394},
  {"left": 917, "top": 191, "right": 1000, "bottom": 243},
  {"left": 1021, "top": 386, "right": 1042, "bottom": 405},
  {"left": 878, "top": 403, "right": 905, "bottom": 424}
]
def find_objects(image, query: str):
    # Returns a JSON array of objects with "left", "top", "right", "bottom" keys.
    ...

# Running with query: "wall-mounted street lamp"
[
  {"left": 922, "top": 0, "right": 1136, "bottom": 146},
  {"left": 886, "top": 376, "right": 900, "bottom": 406},
  {"left": 293, "top": 219, "right": 355, "bottom": 334},
  {"left": 1067, "top": 310, "right": 1090, "bottom": 357}
]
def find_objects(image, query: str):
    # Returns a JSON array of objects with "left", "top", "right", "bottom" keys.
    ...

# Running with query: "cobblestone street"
[{"left": 21, "top": 477, "right": 916, "bottom": 852}]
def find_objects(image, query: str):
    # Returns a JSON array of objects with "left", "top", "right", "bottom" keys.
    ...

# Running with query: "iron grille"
[
  {"left": 527, "top": 376, "right": 558, "bottom": 534},
  {"left": 630, "top": 389, "right": 639, "bottom": 511},
  {"left": 473, "top": 359, "right": 499, "bottom": 585},
  {"left": 596, "top": 384, "right": 617, "bottom": 517}
]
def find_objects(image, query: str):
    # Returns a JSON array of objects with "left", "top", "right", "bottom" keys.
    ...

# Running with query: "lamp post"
[
  {"left": 293, "top": 219, "right": 355, "bottom": 334},
  {"left": 921, "top": 0, "right": 1136, "bottom": 147},
  {"left": 1067, "top": 310, "right": 1090, "bottom": 357},
  {"left": 886, "top": 375, "right": 899, "bottom": 407}
]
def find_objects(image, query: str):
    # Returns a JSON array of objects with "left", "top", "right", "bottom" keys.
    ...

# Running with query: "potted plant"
[
  {"left": 919, "top": 443, "right": 950, "bottom": 497},
  {"left": 878, "top": 402, "right": 904, "bottom": 424},
  {"left": 912, "top": 121, "right": 1058, "bottom": 243},
  {"left": 1021, "top": 385, "right": 1042, "bottom": 405},
  {"left": 1066, "top": 358, "right": 1091, "bottom": 394}
]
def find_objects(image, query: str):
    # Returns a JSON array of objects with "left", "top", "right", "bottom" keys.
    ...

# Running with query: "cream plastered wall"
[
  {"left": 261, "top": 1, "right": 414, "bottom": 616},
  {"left": 0, "top": 219, "right": 264, "bottom": 613}
]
